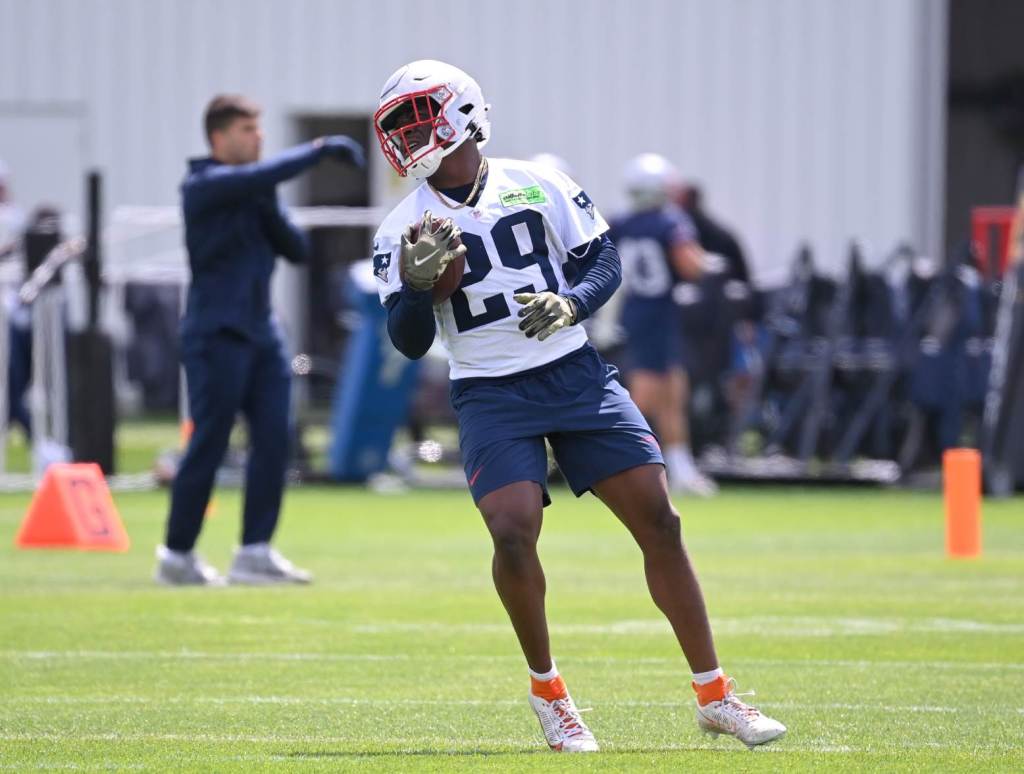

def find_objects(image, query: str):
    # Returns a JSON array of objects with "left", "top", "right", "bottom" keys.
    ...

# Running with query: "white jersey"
[{"left": 373, "top": 157, "right": 609, "bottom": 379}]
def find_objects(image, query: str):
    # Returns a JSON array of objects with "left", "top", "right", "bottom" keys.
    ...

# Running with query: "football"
[
  {"left": 431, "top": 231, "right": 464, "bottom": 304},
  {"left": 400, "top": 214, "right": 465, "bottom": 304}
]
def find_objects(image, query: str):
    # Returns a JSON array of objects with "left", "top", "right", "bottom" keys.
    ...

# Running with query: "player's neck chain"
[{"left": 428, "top": 157, "right": 488, "bottom": 210}]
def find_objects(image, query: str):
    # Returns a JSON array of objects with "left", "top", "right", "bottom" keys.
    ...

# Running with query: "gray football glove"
[
  {"left": 400, "top": 210, "right": 467, "bottom": 291},
  {"left": 514, "top": 292, "right": 579, "bottom": 341}
]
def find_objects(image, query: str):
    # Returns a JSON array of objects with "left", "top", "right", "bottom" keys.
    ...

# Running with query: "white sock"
[
  {"left": 664, "top": 444, "right": 696, "bottom": 481},
  {"left": 692, "top": 667, "right": 724, "bottom": 685},
  {"left": 529, "top": 660, "right": 559, "bottom": 682}
]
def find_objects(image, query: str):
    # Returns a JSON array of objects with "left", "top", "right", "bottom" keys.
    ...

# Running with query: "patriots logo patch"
[
  {"left": 573, "top": 190, "right": 596, "bottom": 220},
  {"left": 373, "top": 252, "right": 391, "bottom": 282}
]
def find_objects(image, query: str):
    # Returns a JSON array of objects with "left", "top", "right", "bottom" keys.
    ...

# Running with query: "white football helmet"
[
  {"left": 623, "top": 153, "right": 681, "bottom": 210},
  {"left": 374, "top": 60, "right": 491, "bottom": 179}
]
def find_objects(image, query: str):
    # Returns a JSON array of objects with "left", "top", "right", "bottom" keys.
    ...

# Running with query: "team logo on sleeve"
[
  {"left": 373, "top": 251, "right": 391, "bottom": 282},
  {"left": 573, "top": 190, "right": 596, "bottom": 220}
]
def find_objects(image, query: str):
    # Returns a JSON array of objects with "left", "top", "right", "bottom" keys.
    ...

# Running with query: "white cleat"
[
  {"left": 227, "top": 544, "right": 312, "bottom": 585},
  {"left": 696, "top": 679, "right": 786, "bottom": 749},
  {"left": 154, "top": 545, "right": 225, "bottom": 586},
  {"left": 529, "top": 691, "right": 599, "bottom": 752}
]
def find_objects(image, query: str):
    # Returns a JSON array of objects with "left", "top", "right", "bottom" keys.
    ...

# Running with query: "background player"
[
  {"left": 371, "top": 60, "right": 784, "bottom": 753},
  {"left": 610, "top": 154, "right": 717, "bottom": 496}
]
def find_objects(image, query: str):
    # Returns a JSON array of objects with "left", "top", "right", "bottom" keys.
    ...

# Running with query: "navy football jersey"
[{"left": 609, "top": 206, "right": 697, "bottom": 318}]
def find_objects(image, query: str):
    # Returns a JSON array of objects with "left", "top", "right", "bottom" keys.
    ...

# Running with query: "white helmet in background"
[
  {"left": 623, "top": 153, "right": 680, "bottom": 210},
  {"left": 529, "top": 152, "right": 574, "bottom": 178},
  {"left": 374, "top": 60, "right": 491, "bottom": 179}
]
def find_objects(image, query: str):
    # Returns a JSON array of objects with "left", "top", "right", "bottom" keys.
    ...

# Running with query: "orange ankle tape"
[
  {"left": 531, "top": 674, "right": 568, "bottom": 701},
  {"left": 692, "top": 674, "right": 728, "bottom": 706}
]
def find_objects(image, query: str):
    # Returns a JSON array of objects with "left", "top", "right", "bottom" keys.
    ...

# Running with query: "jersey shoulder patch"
[
  {"left": 372, "top": 248, "right": 392, "bottom": 282},
  {"left": 571, "top": 189, "right": 596, "bottom": 220}
]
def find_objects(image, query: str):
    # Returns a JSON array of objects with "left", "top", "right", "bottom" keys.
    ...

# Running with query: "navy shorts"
[{"left": 450, "top": 344, "right": 664, "bottom": 506}]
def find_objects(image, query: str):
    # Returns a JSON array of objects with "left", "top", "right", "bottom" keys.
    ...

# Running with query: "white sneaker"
[
  {"left": 696, "top": 678, "right": 786, "bottom": 748},
  {"left": 529, "top": 688, "right": 599, "bottom": 752},
  {"left": 670, "top": 470, "right": 719, "bottom": 497},
  {"left": 154, "top": 545, "right": 225, "bottom": 586},
  {"left": 228, "top": 544, "right": 312, "bottom": 585}
]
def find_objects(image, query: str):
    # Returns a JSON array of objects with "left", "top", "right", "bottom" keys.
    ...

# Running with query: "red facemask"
[{"left": 374, "top": 87, "right": 456, "bottom": 176}]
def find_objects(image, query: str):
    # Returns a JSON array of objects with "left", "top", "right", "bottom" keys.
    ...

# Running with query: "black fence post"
[{"left": 67, "top": 170, "right": 116, "bottom": 474}]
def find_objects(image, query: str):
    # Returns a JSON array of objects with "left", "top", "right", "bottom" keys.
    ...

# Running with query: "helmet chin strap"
[
  {"left": 408, "top": 149, "right": 444, "bottom": 179},
  {"left": 408, "top": 129, "right": 474, "bottom": 179}
]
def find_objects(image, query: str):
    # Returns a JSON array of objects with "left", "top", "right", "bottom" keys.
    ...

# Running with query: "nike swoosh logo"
[
  {"left": 468, "top": 467, "right": 484, "bottom": 486},
  {"left": 412, "top": 246, "right": 443, "bottom": 266}
]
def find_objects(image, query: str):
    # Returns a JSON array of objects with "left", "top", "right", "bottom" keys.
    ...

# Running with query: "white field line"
[
  {"left": 4, "top": 695, "right": 967, "bottom": 714},
  {"left": 0, "top": 732, "right": 428, "bottom": 743},
  {"left": 3, "top": 733, "right": 1023, "bottom": 754},
  {"left": 2, "top": 650, "right": 1023, "bottom": 672},
  {"left": 0, "top": 766, "right": 146, "bottom": 772},
  {"left": 166, "top": 615, "right": 1024, "bottom": 637},
  {"left": 0, "top": 730, "right": 843, "bottom": 752},
  {"left": 0, "top": 650, "right": 409, "bottom": 662},
  {"left": 350, "top": 617, "right": 1024, "bottom": 637}
]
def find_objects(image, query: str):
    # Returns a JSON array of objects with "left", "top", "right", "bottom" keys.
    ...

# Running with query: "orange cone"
[
  {"left": 15, "top": 463, "right": 130, "bottom": 552},
  {"left": 943, "top": 448, "right": 982, "bottom": 558}
]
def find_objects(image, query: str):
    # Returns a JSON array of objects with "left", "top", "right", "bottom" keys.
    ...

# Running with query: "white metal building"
[{"left": 0, "top": 0, "right": 948, "bottom": 281}]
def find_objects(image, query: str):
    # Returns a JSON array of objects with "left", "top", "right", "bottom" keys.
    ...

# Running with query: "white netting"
[{"left": 1, "top": 238, "right": 82, "bottom": 489}]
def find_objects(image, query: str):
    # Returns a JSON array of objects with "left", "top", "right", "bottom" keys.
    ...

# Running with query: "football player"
[
  {"left": 610, "top": 154, "right": 718, "bottom": 496},
  {"left": 371, "top": 60, "right": 784, "bottom": 753}
]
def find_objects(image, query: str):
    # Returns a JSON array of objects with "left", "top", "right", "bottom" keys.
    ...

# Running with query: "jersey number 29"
[{"left": 450, "top": 210, "right": 559, "bottom": 333}]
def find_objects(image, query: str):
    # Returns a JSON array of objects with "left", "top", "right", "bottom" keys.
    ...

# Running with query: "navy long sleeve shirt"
[
  {"left": 386, "top": 234, "right": 621, "bottom": 360},
  {"left": 385, "top": 284, "right": 436, "bottom": 360},
  {"left": 180, "top": 142, "right": 325, "bottom": 340},
  {"left": 564, "top": 234, "right": 621, "bottom": 322}
]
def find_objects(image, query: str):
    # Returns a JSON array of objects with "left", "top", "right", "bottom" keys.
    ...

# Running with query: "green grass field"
[{"left": 1, "top": 484, "right": 1022, "bottom": 772}]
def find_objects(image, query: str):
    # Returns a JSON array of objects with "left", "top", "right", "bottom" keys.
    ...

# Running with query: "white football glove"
[
  {"left": 400, "top": 210, "right": 467, "bottom": 291},
  {"left": 514, "top": 292, "right": 579, "bottom": 341}
]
